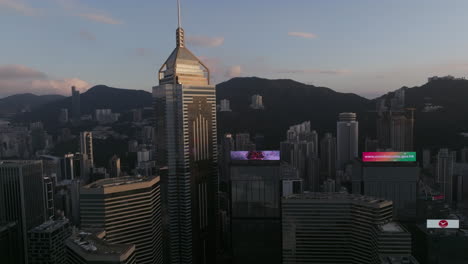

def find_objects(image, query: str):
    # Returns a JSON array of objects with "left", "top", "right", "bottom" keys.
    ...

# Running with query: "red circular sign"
[{"left": 439, "top": 220, "right": 448, "bottom": 228}]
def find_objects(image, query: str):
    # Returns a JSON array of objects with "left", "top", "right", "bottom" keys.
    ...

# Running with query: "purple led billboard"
[{"left": 230, "top": 151, "right": 280, "bottom": 161}]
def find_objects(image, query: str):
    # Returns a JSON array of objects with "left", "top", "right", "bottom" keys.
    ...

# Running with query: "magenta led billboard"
[
  {"left": 230, "top": 151, "right": 280, "bottom": 161},
  {"left": 362, "top": 152, "right": 416, "bottom": 162}
]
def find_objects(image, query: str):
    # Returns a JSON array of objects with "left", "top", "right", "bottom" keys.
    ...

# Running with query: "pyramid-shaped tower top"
[{"left": 159, "top": 0, "right": 210, "bottom": 86}]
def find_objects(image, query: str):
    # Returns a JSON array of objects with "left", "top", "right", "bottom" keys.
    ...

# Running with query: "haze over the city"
[{"left": 2, "top": 0, "right": 468, "bottom": 98}]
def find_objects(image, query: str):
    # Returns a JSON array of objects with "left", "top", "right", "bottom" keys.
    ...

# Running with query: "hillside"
[
  {"left": 0, "top": 93, "right": 64, "bottom": 116},
  {"left": 216, "top": 77, "right": 372, "bottom": 148},
  {"left": 15, "top": 85, "right": 152, "bottom": 127}
]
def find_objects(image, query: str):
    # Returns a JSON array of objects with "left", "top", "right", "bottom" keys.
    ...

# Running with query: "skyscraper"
[
  {"left": 337, "top": 112, "right": 359, "bottom": 169},
  {"left": 71, "top": 86, "right": 81, "bottom": 121},
  {"left": 235, "top": 133, "right": 255, "bottom": 151},
  {"left": 282, "top": 193, "right": 414, "bottom": 264},
  {"left": 80, "top": 176, "right": 162, "bottom": 264},
  {"left": 0, "top": 160, "right": 46, "bottom": 264},
  {"left": 320, "top": 133, "right": 337, "bottom": 179},
  {"left": 153, "top": 2, "right": 218, "bottom": 262},
  {"left": 0, "top": 222, "right": 21, "bottom": 264},
  {"left": 352, "top": 159, "right": 419, "bottom": 219},
  {"left": 436, "top": 149, "right": 456, "bottom": 204},
  {"left": 108, "top": 155, "right": 121, "bottom": 178},
  {"left": 79, "top": 132, "right": 94, "bottom": 167},
  {"left": 230, "top": 158, "right": 282, "bottom": 264}
]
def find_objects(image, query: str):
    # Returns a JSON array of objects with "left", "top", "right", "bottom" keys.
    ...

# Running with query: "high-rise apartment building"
[
  {"left": 66, "top": 229, "right": 136, "bottom": 264},
  {"left": 27, "top": 217, "right": 71, "bottom": 264},
  {"left": 282, "top": 193, "right": 413, "bottom": 264},
  {"left": 108, "top": 155, "right": 121, "bottom": 178},
  {"left": 436, "top": 149, "right": 456, "bottom": 204},
  {"left": 152, "top": 3, "right": 218, "bottom": 262},
  {"left": 337, "top": 113, "right": 359, "bottom": 169},
  {"left": 59, "top": 108, "right": 69, "bottom": 124},
  {"left": 219, "top": 99, "right": 232, "bottom": 112},
  {"left": 280, "top": 121, "right": 320, "bottom": 191},
  {"left": 80, "top": 176, "right": 162, "bottom": 264},
  {"left": 71, "top": 86, "right": 81, "bottom": 121},
  {"left": 79, "top": 132, "right": 94, "bottom": 167},
  {"left": 235, "top": 133, "right": 255, "bottom": 151},
  {"left": 250, "top": 94, "right": 265, "bottom": 109},
  {"left": 0, "top": 160, "right": 46, "bottom": 264}
]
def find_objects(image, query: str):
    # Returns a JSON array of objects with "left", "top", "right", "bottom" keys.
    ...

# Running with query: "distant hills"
[
  {"left": 5, "top": 77, "right": 468, "bottom": 151},
  {"left": 0, "top": 93, "right": 64, "bottom": 116},
  {"left": 14, "top": 85, "right": 152, "bottom": 127},
  {"left": 216, "top": 77, "right": 372, "bottom": 148}
]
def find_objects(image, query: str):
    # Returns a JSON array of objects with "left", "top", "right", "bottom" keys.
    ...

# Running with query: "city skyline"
[{"left": 2, "top": 0, "right": 468, "bottom": 98}]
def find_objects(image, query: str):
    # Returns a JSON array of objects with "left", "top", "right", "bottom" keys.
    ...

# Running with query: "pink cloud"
[
  {"left": 0, "top": 0, "right": 40, "bottom": 16},
  {"left": 78, "top": 13, "right": 123, "bottom": 25},
  {"left": 288, "top": 31, "right": 317, "bottom": 39},
  {"left": 225, "top": 65, "right": 242, "bottom": 78},
  {"left": 0, "top": 65, "right": 90, "bottom": 97},
  {"left": 187, "top": 36, "right": 225, "bottom": 47}
]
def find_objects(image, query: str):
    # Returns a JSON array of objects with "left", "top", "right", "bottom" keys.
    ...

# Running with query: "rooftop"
[
  {"left": 283, "top": 192, "right": 392, "bottom": 207},
  {"left": 84, "top": 175, "right": 155, "bottom": 189},
  {"left": 380, "top": 255, "right": 420, "bottom": 264},
  {"left": 380, "top": 222, "right": 405, "bottom": 233},
  {"left": 66, "top": 229, "right": 135, "bottom": 259},
  {"left": 30, "top": 218, "right": 69, "bottom": 233}
]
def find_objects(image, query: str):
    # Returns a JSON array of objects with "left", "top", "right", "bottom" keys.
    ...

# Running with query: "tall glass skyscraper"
[
  {"left": 337, "top": 113, "right": 359, "bottom": 170},
  {"left": 153, "top": 1, "right": 218, "bottom": 263}
]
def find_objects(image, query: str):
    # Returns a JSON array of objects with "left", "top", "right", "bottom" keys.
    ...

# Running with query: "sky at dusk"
[{"left": 2, "top": 0, "right": 468, "bottom": 98}]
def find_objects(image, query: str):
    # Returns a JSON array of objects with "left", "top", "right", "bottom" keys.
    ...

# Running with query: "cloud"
[
  {"left": 288, "top": 31, "right": 317, "bottom": 39},
  {"left": 0, "top": 65, "right": 47, "bottom": 80},
  {"left": 79, "top": 30, "right": 96, "bottom": 41},
  {"left": 0, "top": 65, "right": 90, "bottom": 97},
  {"left": 0, "top": 0, "right": 40, "bottom": 16},
  {"left": 187, "top": 36, "right": 225, "bottom": 47},
  {"left": 78, "top": 13, "right": 123, "bottom": 25},
  {"left": 225, "top": 65, "right": 242, "bottom": 78},
  {"left": 277, "top": 68, "right": 351, "bottom": 75}
]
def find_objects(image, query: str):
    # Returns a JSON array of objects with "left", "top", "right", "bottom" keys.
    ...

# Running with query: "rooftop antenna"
[
  {"left": 177, "top": 0, "right": 181, "bottom": 28},
  {"left": 176, "top": 0, "right": 184, "bottom": 47}
]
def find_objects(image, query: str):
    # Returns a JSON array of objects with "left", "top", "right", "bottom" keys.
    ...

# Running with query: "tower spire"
[
  {"left": 176, "top": 0, "right": 184, "bottom": 47},
  {"left": 177, "top": 0, "right": 181, "bottom": 28}
]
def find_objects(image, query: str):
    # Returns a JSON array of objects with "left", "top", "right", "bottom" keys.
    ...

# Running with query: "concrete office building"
[
  {"left": 230, "top": 159, "right": 282, "bottom": 264},
  {"left": 352, "top": 160, "right": 419, "bottom": 219},
  {"left": 282, "top": 193, "right": 413, "bottom": 264},
  {"left": 152, "top": 2, "right": 218, "bottom": 262},
  {"left": 27, "top": 217, "right": 71, "bottom": 264},
  {"left": 337, "top": 113, "right": 359, "bottom": 169},
  {"left": 80, "top": 176, "right": 162, "bottom": 264},
  {"left": 66, "top": 230, "right": 136, "bottom": 264},
  {"left": 71, "top": 86, "right": 81, "bottom": 121},
  {"left": 0, "top": 160, "right": 46, "bottom": 264}
]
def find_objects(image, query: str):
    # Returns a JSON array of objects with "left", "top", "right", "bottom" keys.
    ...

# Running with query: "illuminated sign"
[
  {"left": 427, "top": 219, "right": 459, "bottom": 229},
  {"left": 230, "top": 151, "right": 280, "bottom": 161},
  {"left": 362, "top": 152, "right": 416, "bottom": 162},
  {"left": 432, "top": 195, "right": 445, "bottom": 201}
]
